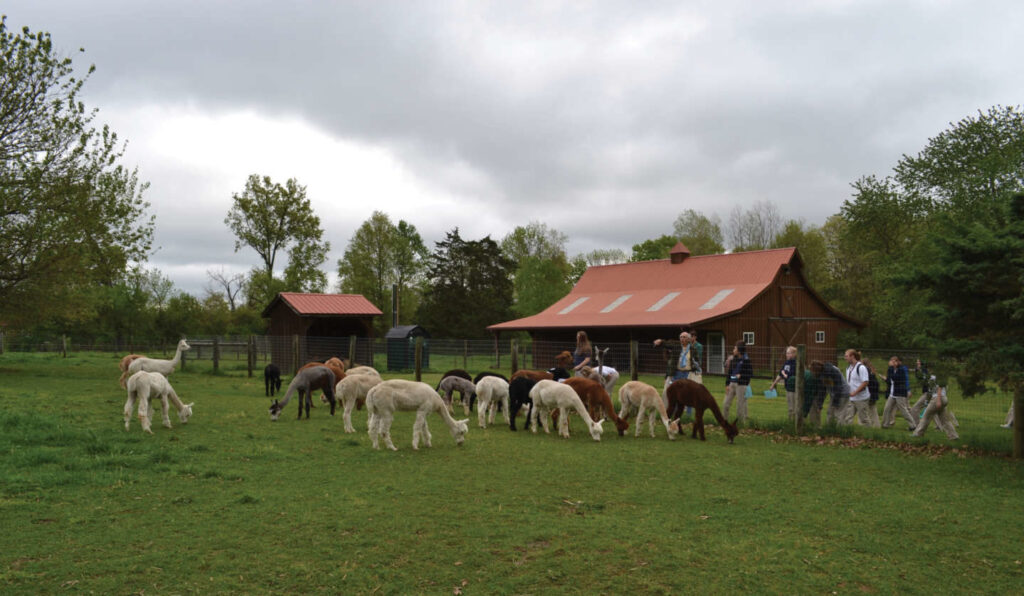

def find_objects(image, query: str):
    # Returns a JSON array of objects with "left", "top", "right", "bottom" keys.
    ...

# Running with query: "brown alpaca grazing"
[
  {"left": 324, "top": 357, "right": 348, "bottom": 372},
  {"left": 563, "top": 377, "right": 629, "bottom": 436},
  {"left": 510, "top": 367, "right": 571, "bottom": 383},
  {"left": 665, "top": 379, "right": 739, "bottom": 443},
  {"left": 118, "top": 354, "right": 147, "bottom": 388}
]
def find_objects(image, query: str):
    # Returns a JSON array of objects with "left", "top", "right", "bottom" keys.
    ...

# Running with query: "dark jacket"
[
  {"left": 885, "top": 365, "right": 910, "bottom": 398},
  {"left": 781, "top": 359, "right": 797, "bottom": 392},
  {"left": 728, "top": 355, "right": 753, "bottom": 386}
]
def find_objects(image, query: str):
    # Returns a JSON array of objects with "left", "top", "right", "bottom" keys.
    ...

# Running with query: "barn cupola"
[{"left": 669, "top": 242, "right": 691, "bottom": 264}]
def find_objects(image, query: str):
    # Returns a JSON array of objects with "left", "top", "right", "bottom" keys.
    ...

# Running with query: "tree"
[
  {"left": 0, "top": 18, "right": 154, "bottom": 327},
  {"left": 770, "top": 220, "right": 828, "bottom": 289},
  {"left": 672, "top": 209, "right": 725, "bottom": 255},
  {"left": 206, "top": 267, "right": 245, "bottom": 311},
  {"left": 577, "top": 249, "right": 628, "bottom": 266},
  {"left": 500, "top": 221, "right": 568, "bottom": 265},
  {"left": 224, "top": 174, "right": 329, "bottom": 298},
  {"left": 416, "top": 229, "right": 514, "bottom": 338},
  {"left": 727, "top": 200, "right": 782, "bottom": 251},
  {"left": 337, "top": 211, "right": 427, "bottom": 333},
  {"left": 501, "top": 222, "right": 571, "bottom": 316},
  {"left": 630, "top": 235, "right": 679, "bottom": 262}
]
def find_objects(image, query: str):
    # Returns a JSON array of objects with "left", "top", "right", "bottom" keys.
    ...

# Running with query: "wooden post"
[
  {"left": 292, "top": 335, "right": 301, "bottom": 374},
  {"left": 414, "top": 336, "right": 423, "bottom": 382},
  {"left": 61, "top": 335, "right": 68, "bottom": 358},
  {"left": 1013, "top": 385, "right": 1023, "bottom": 460},
  {"left": 510, "top": 338, "right": 519, "bottom": 375},
  {"left": 494, "top": 334, "right": 500, "bottom": 369},
  {"left": 0, "top": 329, "right": 4, "bottom": 354},
  {"left": 180, "top": 342, "right": 187, "bottom": 371},
  {"left": 795, "top": 344, "right": 806, "bottom": 435},
  {"left": 630, "top": 340, "right": 639, "bottom": 381},
  {"left": 247, "top": 335, "right": 255, "bottom": 378},
  {"left": 213, "top": 337, "right": 220, "bottom": 373},
  {"left": 463, "top": 340, "right": 468, "bottom": 370},
  {"left": 348, "top": 335, "right": 358, "bottom": 366}
]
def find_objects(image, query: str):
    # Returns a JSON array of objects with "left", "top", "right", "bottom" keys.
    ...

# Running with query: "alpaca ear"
[
  {"left": 187, "top": 402, "right": 195, "bottom": 408},
  {"left": 596, "top": 418, "right": 605, "bottom": 425}
]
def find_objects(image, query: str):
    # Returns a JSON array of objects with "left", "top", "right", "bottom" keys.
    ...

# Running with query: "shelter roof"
[{"left": 261, "top": 292, "right": 383, "bottom": 318}]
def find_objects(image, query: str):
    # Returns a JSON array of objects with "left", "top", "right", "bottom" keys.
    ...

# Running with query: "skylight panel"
[
  {"left": 558, "top": 297, "right": 589, "bottom": 315},
  {"left": 699, "top": 289, "right": 734, "bottom": 310},
  {"left": 647, "top": 291, "right": 681, "bottom": 312},
  {"left": 601, "top": 294, "right": 632, "bottom": 313}
]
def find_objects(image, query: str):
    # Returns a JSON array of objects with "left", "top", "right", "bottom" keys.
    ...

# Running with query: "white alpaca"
[
  {"left": 345, "top": 366, "right": 381, "bottom": 378},
  {"left": 334, "top": 373, "right": 383, "bottom": 433},
  {"left": 124, "top": 371, "right": 194, "bottom": 434},
  {"left": 578, "top": 364, "right": 619, "bottom": 395},
  {"left": 365, "top": 379, "right": 470, "bottom": 451},
  {"left": 474, "top": 376, "right": 510, "bottom": 428},
  {"left": 127, "top": 339, "right": 190, "bottom": 377},
  {"left": 528, "top": 379, "right": 604, "bottom": 441},
  {"left": 618, "top": 380, "right": 678, "bottom": 440}
]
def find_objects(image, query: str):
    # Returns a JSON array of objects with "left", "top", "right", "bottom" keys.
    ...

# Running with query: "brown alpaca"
[
  {"left": 563, "top": 377, "right": 629, "bottom": 436},
  {"left": 665, "top": 379, "right": 739, "bottom": 443},
  {"left": 511, "top": 367, "right": 570, "bottom": 383},
  {"left": 324, "top": 357, "right": 348, "bottom": 372},
  {"left": 554, "top": 351, "right": 574, "bottom": 369},
  {"left": 118, "top": 354, "right": 147, "bottom": 388}
]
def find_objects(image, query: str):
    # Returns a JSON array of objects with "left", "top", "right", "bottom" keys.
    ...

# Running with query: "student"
[
  {"left": 844, "top": 349, "right": 878, "bottom": 428},
  {"left": 882, "top": 356, "right": 917, "bottom": 430},
  {"left": 861, "top": 358, "right": 882, "bottom": 428},
  {"left": 572, "top": 330, "right": 593, "bottom": 374},
  {"left": 769, "top": 346, "right": 798, "bottom": 420},
  {"left": 811, "top": 360, "right": 850, "bottom": 425},
  {"left": 722, "top": 341, "right": 753, "bottom": 424},
  {"left": 912, "top": 380, "right": 959, "bottom": 440}
]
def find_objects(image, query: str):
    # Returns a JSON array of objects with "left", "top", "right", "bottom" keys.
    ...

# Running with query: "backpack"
[{"left": 863, "top": 364, "right": 879, "bottom": 403}]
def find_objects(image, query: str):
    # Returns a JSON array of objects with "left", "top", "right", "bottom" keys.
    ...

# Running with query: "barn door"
[{"left": 706, "top": 332, "right": 725, "bottom": 374}]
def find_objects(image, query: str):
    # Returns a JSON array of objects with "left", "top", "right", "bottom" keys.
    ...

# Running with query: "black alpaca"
[
  {"left": 264, "top": 363, "right": 282, "bottom": 397},
  {"left": 508, "top": 376, "right": 539, "bottom": 431}
]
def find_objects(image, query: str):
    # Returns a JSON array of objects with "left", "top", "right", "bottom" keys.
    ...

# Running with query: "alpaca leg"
[
  {"left": 558, "top": 408, "right": 571, "bottom": 438},
  {"left": 412, "top": 416, "right": 422, "bottom": 450},
  {"left": 343, "top": 397, "right": 356, "bottom": 433},
  {"left": 462, "top": 392, "right": 471, "bottom": 417},
  {"left": 647, "top": 410, "right": 658, "bottom": 437},
  {"left": 381, "top": 414, "right": 398, "bottom": 451},
  {"left": 368, "top": 413, "right": 380, "bottom": 449},
  {"left": 501, "top": 395, "right": 510, "bottom": 424},
  {"left": 124, "top": 393, "right": 136, "bottom": 431},
  {"left": 477, "top": 395, "right": 488, "bottom": 428},
  {"left": 422, "top": 414, "right": 433, "bottom": 448},
  {"left": 488, "top": 401, "right": 498, "bottom": 425},
  {"left": 531, "top": 406, "right": 542, "bottom": 434},
  {"left": 138, "top": 393, "right": 153, "bottom": 434},
  {"left": 160, "top": 395, "right": 173, "bottom": 428}
]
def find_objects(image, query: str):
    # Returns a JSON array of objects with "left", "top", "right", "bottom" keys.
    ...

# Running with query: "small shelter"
[
  {"left": 262, "top": 292, "right": 383, "bottom": 372},
  {"left": 384, "top": 325, "right": 431, "bottom": 371}
]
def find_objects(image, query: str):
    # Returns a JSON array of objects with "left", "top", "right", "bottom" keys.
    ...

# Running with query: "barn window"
[
  {"left": 699, "top": 289, "right": 734, "bottom": 310},
  {"left": 601, "top": 294, "right": 632, "bottom": 313},
  {"left": 815, "top": 331, "right": 825, "bottom": 343},
  {"left": 558, "top": 297, "right": 589, "bottom": 315},
  {"left": 647, "top": 291, "right": 681, "bottom": 312},
  {"left": 743, "top": 332, "right": 755, "bottom": 345}
]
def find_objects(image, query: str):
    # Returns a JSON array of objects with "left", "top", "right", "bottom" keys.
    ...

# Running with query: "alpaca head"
[
  {"left": 178, "top": 339, "right": 191, "bottom": 352},
  {"left": 667, "top": 418, "right": 680, "bottom": 440},
  {"left": 450, "top": 419, "right": 469, "bottom": 445},
  {"left": 177, "top": 402, "right": 194, "bottom": 424},
  {"left": 588, "top": 418, "right": 605, "bottom": 441},
  {"left": 554, "top": 351, "right": 573, "bottom": 368},
  {"left": 269, "top": 399, "right": 283, "bottom": 421},
  {"left": 724, "top": 418, "right": 739, "bottom": 444},
  {"left": 614, "top": 416, "right": 629, "bottom": 436}
]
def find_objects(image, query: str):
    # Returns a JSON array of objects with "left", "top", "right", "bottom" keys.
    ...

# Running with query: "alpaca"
[
  {"left": 127, "top": 339, "right": 191, "bottom": 377},
  {"left": 665, "top": 379, "right": 739, "bottom": 443},
  {"left": 269, "top": 366, "right": 337, "bottom": 421},
  {"left": 436, "top": 369, "right": 475, "bottom": 411},
  {"left": 438, "top": 375, "right": 477, "bottom": 415},
  {"left": 298, "top": 361, "right": 346, "bottom": 407},
  {"left": 471, "top": 371, "right": 509, "bottom": 412},
  {"left": 335, "top": 373, "right": 383, "bottom": 433},
  {"left": 617, "top": 381, "right": 678, "bottom": 439},
  {"left": 474, "top": 375, "right": 510, "bottom": 428},
  {"left": 554, "top": 351, "right": 574, "bottom": 369},
  {"left": 365, "top": 379, "right": 469, "bottom": 450},
  {"left": 510, "top": 367, "right": 570, "bottom": 383},
  {"left": 563, "top": 377, "right": 629, "bottom": 436},
  {"left": 528, "top": 379, "right": 605, "bottom": 441},
  {"left": 508, "top": 376, "right": 539, "bottom": 431},
  {"left": 118, "top": 354, "right": 147, "bottom": 388},
  {"left": 124, "top": 371, "right": 194, "bottom": 434},
  {"left": 345, "top": 366, "right": 382, "bottom": 378},
  {"left": 264, "top": 363, "right": 282, "bottom": 397},
  {"left": 578, "top": 365, "right": 620, "bottom": 395},
  {"left": 324, "top": 356, "right": 348, "bottom": 372}
]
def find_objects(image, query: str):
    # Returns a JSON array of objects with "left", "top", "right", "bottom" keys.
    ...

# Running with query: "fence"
[{"left": 2, "top": 333, "right": 1018, "bottom": 455}]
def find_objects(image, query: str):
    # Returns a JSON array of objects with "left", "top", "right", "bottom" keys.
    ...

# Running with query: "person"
[
  {"left": 1001, "top": 402, "right": 1014, "bottom": 428},
  {"left": 722, "top": 341, "right": 753, "bottom": 424},
  {"left": 802, "top": 365, "right": 826, "bottom": 426},
  {"left": 844, "top": 349, "right": 878, "bottom": 427},
  {"left": 768, "top": 346, "right": 798, "bottom": 420},
  {"left": 861, "top": 358, "right": 882, "bottom": 428},
  {"left": 910, "top": 359, "right": 932, "bottom": 420},
  {"left": 572, "top": 330, "right": 593, "bottom": 374},
  {"left": 912, "top": 380, "right": 959, "bottom": 440},
  {"left": 882, "top": 356, "right": 917, "bottom": 430},
  {"left": 653, "top": 327, "right": 703, "bottom": 385},
  {"left": 811, "top": 359, "right": 850, "bottom": 425}
]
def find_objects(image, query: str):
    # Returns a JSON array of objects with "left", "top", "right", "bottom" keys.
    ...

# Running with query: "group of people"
[{"left": 574, "top": 328, "right": 962, "bottom": 440}]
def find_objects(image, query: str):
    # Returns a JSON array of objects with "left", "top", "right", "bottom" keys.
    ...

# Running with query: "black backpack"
[{"left": 864, "top": 365, "right": 880, "bottom": 403}]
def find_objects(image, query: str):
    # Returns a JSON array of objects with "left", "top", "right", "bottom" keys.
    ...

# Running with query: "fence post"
[
  {"left": 1014, "top": 385, "right": 1023, "bottom": 460},
  {"left": 463, "top": 340, "right": 468, "bottom": 370},
  {"left": 630, "top": 340, "right": 638, "bottom": 381},
  {"left": 180, "top": 342, "right": 187, "bottom": 371},
  {"left": 795, "top": 344, "right": 806, "bottom": 435},
  {"left": 494, "top": 335, "right": 500, "bottom": 369},
  {"left": 0, "top": 329, "right": 4, "bottom": 354},
  {"left": 414, "top": 336, "right": 423, "bottom": 382},
  {"left": 213, "top": 337, "right": 220, "bottom": 373},
  {"left": 510, "top": 338, "right": 519, "bottom": 375},
  {"left": 348, "top": 335, "right": 357, "bottom": 365},
  {"left": 247, "top": 335, "right": 255, "bottom": 378},
  {"left": 61, "top": 335, "right": 68, "bottom": 358},
  {"left": 292, "top": 335, "right": 301, "bottom": 374}
]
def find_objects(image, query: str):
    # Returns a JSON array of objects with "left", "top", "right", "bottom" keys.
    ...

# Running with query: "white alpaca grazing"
[
  {"left": 127, "top": 339, "right": 191, "bottom": 377},
  {"left": 474, "top": 376, "right": 510, "bottom": 428},
  {"left": 366, "top": 379, "right": 470, "bottom": 451},
  {"left": 528, "top": 379, "right": 604, "bottom": 441},
  {"left": 618, "top": 380, "right": 678, "bottom": 440},
  {"left": 124, "top": 371, "right": 194, "bottom": 434},
  {"left": 345, "top": 366, "right": 381, "bottom": 378},
  {"left": 334, "top": 373, "right": 383, "bottom": 433}
]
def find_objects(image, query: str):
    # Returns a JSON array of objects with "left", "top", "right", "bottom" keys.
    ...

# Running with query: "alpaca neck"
[
  {"left": 570, "top": 398, "right": 596, "bottom": 426},
  {"left": 707, "top": 394, "right": 730, "bottom": 427},
  {"left": 165, "top": 387, "right": 186, "bottom": 412},
  {"left": 435, "top": 399, "right": 460, "bottom": 429},
  {"left": 168, "top": 345, "right": 184, "bottom": 369}
]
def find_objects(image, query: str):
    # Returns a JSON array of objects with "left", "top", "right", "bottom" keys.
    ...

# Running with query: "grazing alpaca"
[
  {"left": 365, "top": 379, "right": 470, "bottom": 450},
  {"left": 298, "top": 361, "right": 346, "bottom": 408},
  {"left": 269, "top": 366, "right": 337, "bottom": 421},
  {"left": 127, "top": 339, "right": 191, "bottom": 377},
  {"left": 578, "top": 365, "right": 620, "bottom": 395},
  {"left": 617, "top": 381, "right": 678, "bottom": 439},
  {"left": 118, "top": 354, "right": 147, "bottom": 388},
  {"left": 335, "top": 373, "right": 383, "bottom": 433},
  {"left": 324, "top": 356, "right": 348, "bottom": 372},
  {"left": 508, "top": 376, "right": 539, "bottom": 431},
  {"left": 474, "top": 376, "right": 510, "bottom": 428},
  {"left": 563, "top": 377, "right": 629, "bottom": 436},
  {"left": 471, "top": 371, "right": 509, "bottom": 412},
  {"left": 510, "top": 367, "right": 570, "bottom": 383},
  {"left": 264, "top": 363, "right": 282, "bottom": 396},
  {"left": 665, "top": 379, "right": 739, "bottom": 443},
  {"left": 438, "top": 375, "right": 478, "bottom": 415},
  {"left": 529, "top": 379, "right": 605, "bottom": 441},
  {"left": 124, "top": 371, "right": 194, "bottom": 434},
  {"left": 345, "top": 366, "right": 382, "bottom": 378}
]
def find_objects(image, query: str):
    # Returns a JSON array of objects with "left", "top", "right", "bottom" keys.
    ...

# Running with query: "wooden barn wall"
[{"left": 266, "top": 303, "right": 377, "bottom": 372}]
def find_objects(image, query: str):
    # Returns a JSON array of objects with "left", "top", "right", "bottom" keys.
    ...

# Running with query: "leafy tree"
[
  {"left": 771, "top": 220, "right": 828, "bottom": 289},
  {"left": 672, "top": 209, "right": 726, "bottom": 255},
  {"left": 500, "top": 221, "right": 568, "bottom": 264},
  {"left": 0, "top": 18, "right": 154, "bottom": 328},
  {"left": 224, "top": 174, "right": 329, "bottom": 300},
  {"left": 630, "top": 235, "right": 679, "bottom": 262},
  {"left": 416, "top": 229, "right": 514, "bottom": 338},
  {"left": 243, "top": 268, "right": 287, "bottom": 310},
  {"left": 337, "top": 211, "right": 427, "bottom": 333},
  {"left": 727, "top": 200, "right": 782, "bottom": 251},
  {"left": 577, "top": 249, "right": 628, "bottom": 266},
  {"left": 501, "top": 222, "right": 572, "bottom": 316}
]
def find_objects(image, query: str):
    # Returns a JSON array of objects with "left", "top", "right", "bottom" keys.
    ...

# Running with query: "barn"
[
  {"left": 262, "top": 292, "right": 383, "bottom": 372},
  {"left": 487, "top": 244, "right": 862, "bottom": 375}
]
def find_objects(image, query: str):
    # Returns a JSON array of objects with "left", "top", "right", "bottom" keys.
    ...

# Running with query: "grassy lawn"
[{"left": 1, "top": 353, "right": 1021, "bottom": 595}]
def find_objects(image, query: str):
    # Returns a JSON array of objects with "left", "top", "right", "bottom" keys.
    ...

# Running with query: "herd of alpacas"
[{"left": 120, "top": 343, "right": 738, "bottom": 450}]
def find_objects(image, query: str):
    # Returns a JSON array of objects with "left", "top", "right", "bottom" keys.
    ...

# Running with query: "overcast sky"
[{"left": 5, "top": 1, "right": 1023, "bottom": 296}]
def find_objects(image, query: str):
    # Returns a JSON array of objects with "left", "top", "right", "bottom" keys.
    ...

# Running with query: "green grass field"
[{"left": 1, "top": 353, "right": 1021, "bottom": 595}]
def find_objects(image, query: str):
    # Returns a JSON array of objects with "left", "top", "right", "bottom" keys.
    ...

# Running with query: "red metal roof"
[
  {"left": 488, "top": 248, "right": 800, "bottom": 331},
  {"left": 265, "top": 292, "right": 383, "bottom": 317}
]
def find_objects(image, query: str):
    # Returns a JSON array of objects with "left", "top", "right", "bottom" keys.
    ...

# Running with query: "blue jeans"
[{"left": 670, "top": 370, "right": 694, "bottom": 416}]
